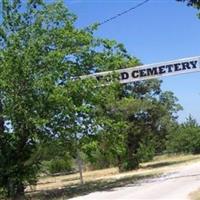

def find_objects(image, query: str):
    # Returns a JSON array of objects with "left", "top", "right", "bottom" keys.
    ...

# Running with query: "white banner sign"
[{"left": 81, "top": 56, "right": 200, "bottom": 84}]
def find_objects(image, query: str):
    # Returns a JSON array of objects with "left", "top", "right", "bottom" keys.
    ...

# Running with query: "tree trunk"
[
  {"left": 8, "top": 180, "right": 25, "bottom": 200},
  {"left": 14, "top": 182, "right": 25, "bottom": 200},
  {"left": 126, "top": 133, "right": 140, "bottom": 170}
]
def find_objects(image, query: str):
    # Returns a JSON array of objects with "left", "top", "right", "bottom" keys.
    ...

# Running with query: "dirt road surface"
[{"left": 70, "top": 161, "right": 200, "bottom": 200}]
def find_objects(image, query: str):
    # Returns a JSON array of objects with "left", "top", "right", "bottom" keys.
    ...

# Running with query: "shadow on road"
[
  {"left": 27, "top": 157, "right": 200, "bottom": 199},
  {"left": 27, "top": 174, "right": 156, "bottom": 200}
]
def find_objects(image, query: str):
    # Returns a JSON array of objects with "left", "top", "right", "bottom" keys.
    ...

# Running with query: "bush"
[
  {"left": 119, "top": 153, "right": 140, "bottom": 171},
  {"left": 137, "top": 141, "right": 155, "bottom": 162},
  {"left": 41, "top": 154, "right": 74, "bottom": 175},
  {"left": 48, "top": 158, "right": 72, "bottom": 174},
  {"left": 166, "top": 121, "right": 200, "bottom": 154},
  {"left": 0, "top": 188, "right": 6, "bottom": 199}
]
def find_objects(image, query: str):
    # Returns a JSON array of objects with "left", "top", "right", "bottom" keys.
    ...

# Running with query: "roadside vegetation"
[{"left": 0, "top": 0, "right": 200, "bottom": 199}]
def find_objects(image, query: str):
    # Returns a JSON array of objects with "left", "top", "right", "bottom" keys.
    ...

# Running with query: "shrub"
[
  {"left": 41, "top": 154, "right": 74, "bottom": 175},
  {"left": 166, "top": 118, "right": 200, "bottom": 154},
  {"left": 48, "top": 158, "right": 72, "bottom": 174},
  {"left": 137, "top": 141, "right": 155, "bottom": 162}
]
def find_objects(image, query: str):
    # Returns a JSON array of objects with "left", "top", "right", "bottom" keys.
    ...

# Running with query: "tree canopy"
[
  {"left": 0, "top": 0, "right": 140, "bottom": 198},
  {"left": 0, "top": 0, "right": 185, "bottom": 199}
]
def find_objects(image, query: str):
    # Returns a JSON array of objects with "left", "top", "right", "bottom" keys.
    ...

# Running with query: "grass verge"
[{"left": 27, "top": 154, "right": 200, "bottom": 199}]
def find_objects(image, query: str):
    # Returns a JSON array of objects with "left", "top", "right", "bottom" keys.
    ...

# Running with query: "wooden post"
[{"left": 77, "top": 150, "right": 84, "bottom": 184}]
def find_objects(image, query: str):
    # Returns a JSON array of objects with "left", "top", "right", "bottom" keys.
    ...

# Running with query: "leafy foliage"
[
  {"left": 82, "top": 79, "right": 183, "bottom": 171},
  {"left": 116, "top": 80, "right": 182, "bottom": 170},
  {"left": 177, "top": 0, "right": 200, "bottom": 17},
  {"left": 166, "top": 116, "right": 200, "bottom": 154},
  {"left": 0, "top": 1, "right": 186, "bottom": 198},
  {"left": 177, "top": 0, "right": 200, "bottom": 8},
  {"left": 0, "top": 0, "right": 139, "bottom": 198}
]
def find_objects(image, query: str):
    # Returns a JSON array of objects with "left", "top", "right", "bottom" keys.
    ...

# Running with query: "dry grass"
[
  {"left": 27, "top": 154, "right": 200, "bottom": 199},
  {"left": 189, "top": 188, "right": 200, "bottom": 200}
]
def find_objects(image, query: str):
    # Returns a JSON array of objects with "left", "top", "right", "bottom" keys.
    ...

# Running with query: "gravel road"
[{"left": 70, "top": 161, "right": 200, "bottom": 200}]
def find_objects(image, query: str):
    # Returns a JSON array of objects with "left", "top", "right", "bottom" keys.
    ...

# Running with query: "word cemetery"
[{"left": 81, "top": 56, "right": 200, "bottom": 84}]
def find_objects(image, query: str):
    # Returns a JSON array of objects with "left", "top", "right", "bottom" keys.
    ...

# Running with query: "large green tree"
[
  {"left": 81, "top": 79, "right": 182, "bottom": 171},
  {"left": 108, "top": 80, "right": 182, "bottom": 170},
  {"left": 0, "top": 0, "right": 139, "bottom": 198},
  {"left": 0, "top": 0, "right": 184, "bottom": 198}
]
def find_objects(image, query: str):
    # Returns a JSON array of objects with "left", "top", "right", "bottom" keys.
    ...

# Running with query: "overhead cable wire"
[{"left": 98, "top": 0, "right": 150, "bottom": 26}]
